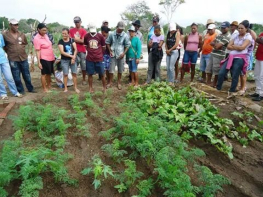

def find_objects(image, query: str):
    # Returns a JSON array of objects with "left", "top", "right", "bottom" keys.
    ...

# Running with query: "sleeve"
[
  {"left": 220, "top": 36, "right": 230, "bottom": 46},
  {"left": 81, "top": 29, "right": 87, "bottom": 38},
  {"left": 33, "top": 37, "right": 40, "bottom": 50},
  {"left": 124, "top": 34, "right": 131, "bottom": 48},
  {"left": 0, "top": 35, "right": 5, "bottom": 47},
  {"left": 23, "top": 34, "right": 28, "bottom": 45},
  {"left": 150, "top": 35, "right": 154, "bottom": 41},
  {"left": 101, "top": 34, "right": 106, "bottom": 47},
  {"left": 58, "top": 39, "right": 63, "bottom": 45},
  {"left": 69, "top": 29, "right": 73, "bottom": 38},
  {"left": 136, "top": 38, "right": 142, "bottom": 59},
  {"left": 105, "top": 33, "right": 112, "bottom": 45},
  {"left": 160, "top": 35, "right": 165, "bottom": 41},
  {"left": 83, "top": 35, "right": 88, "bottom": 46}
]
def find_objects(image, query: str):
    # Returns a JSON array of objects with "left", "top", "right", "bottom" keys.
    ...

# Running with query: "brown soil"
[{"left": 1, "top": 69, "right": 263, "bottom": 197}]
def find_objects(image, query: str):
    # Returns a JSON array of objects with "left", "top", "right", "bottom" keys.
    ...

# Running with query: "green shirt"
[{"left": 126, "top": 36, "right": 142, "bottom": 59}]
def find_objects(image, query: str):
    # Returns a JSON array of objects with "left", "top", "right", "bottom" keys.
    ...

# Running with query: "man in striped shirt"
[{"left": 205, "top": 21, "right": 231, "bottom": 87}]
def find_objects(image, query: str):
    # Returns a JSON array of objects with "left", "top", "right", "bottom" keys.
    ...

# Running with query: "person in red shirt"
[
  {"left": 84, "top": 24, "right": 106, "bottom": 93},
  {"left": 250, "top": 32, "right": 263, "bottom": 101},
  {"left": 69, "top": 16, "right": 87, "bottom": 85}
]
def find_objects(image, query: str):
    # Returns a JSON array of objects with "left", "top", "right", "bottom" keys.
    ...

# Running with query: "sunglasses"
[
  {"left": 12, "top": 24, "right": 19, "bottom": 26},
  {"left": 74, "top": 21, "right": 80, "bottom": 24}
]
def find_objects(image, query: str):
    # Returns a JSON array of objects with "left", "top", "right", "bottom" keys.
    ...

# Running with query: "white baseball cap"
[
  {"left": 128, "top": 26, "right": 136, "bottom": 32},
  {"left": 207, "top": 24, "right": 216, "bottom": 30},
  {"left": 89, "top": 23, "right": 97, "bottom": 33},
  {"left": 169, "top": 23, "right": 176, "bottom": 31},
  {"left": 9, "top": 19, "right": 18, "bottom": 25}
]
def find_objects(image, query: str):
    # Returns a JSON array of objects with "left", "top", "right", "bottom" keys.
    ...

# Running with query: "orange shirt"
[{"left": 202, "top": 33, "right": 216, "bottom": 55}]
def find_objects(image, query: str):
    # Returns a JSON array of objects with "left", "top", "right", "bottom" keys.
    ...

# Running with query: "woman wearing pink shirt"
[
  {"left": 180, "top": 23, "right": 202, "bottom": 82},
  {"left": 33, "top": 23, "right": 55, "bottom": 93}
]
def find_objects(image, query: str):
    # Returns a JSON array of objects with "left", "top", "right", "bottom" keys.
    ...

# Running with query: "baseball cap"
[
  {"left": 102, "top": 20, "right": 108, "bottom": 24},
  {"left": 207, "top": 24, "right": 216, "bottom": 30},
  {"left": 221, "top": 21, "right": 230, "bottom": 28},
  {"left": 152, "top": 16, "right": 159, "bottom": 22},
  {"left": 101, "top": 26, "right": 111, "bottom": 33},
  {"left": 128, "top": 26, "right": 136, "bottom": 32},
  {"left": 9, "top": 19, "right": 18, "bottom": 25},
  {"left": 230, "top": 21, "right": 239, "bottom": 26},
  {"left": 207, "top": 19, "right": 215, "bottom": 25},
  {"left": 117, "top": 21, "right": 125, "bottom": 30},
  {"left": 169, "top": 23, "right": 176, "bottom": 31},
  {"left": 89, "top": 23, "right": 97, "bottom": 33},
  {"left": 73, "top": 16, "right": 81, "bottom": 23}
]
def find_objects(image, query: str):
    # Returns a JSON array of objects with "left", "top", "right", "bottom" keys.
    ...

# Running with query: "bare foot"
[
  {"left": 102, "top": 88, "right": 106, "bottom": 94},
  {"left": 143, "top": 82, "right": 148, "bottom": 86},
  {"left": 106, "top": 84, "right": 112, "bottom": 89},
  {"left": 117, "top": 84, "right": 122, "bottom": 90},
  {"left": 75, "top": 89, "right": 80, "bottom": 94},
  {"left": 64, "top": 89, "right": 68, "bottom": 93},
  {"left": 89, "top": 88, "right": 94, "bottom": 93}
]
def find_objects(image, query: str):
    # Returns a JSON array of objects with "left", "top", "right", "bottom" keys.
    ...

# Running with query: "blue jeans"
[
  {"left": 217, "top": 58, "right": 244, "bottom": 92},
  {"left": 166, "top": 50, "right": 179, "bottom": 83},
  {"left": 127, "top": 58, "right": 138, "bottom": 72},
  {"left": 200, "top": 54, "right": 211, "bottom": 72},
  {"left": 9, "top": 60, "right": 34, "bottom": 93},
  {"left": 0, "top": 62, "right": 19, "bottom": 96}
]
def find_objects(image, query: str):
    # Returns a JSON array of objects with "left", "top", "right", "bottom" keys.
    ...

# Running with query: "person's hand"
[
  {"left": 166, "top": 50, "right": 171, "bottom": 55},
  {"left": 71, "top": 59, "right": 75, "bottom": 64},
  {"left": 136, "top": 59, "right": 139, "bottom": 65},
  {"left": 110, "top": 51, "right": 114, "bottom": 57},
  {"left": 118, "top": 53, "right": 125, "bottom": 59},
  {"left": 38, "top": 63, "right": 43, "bottom": 70}
]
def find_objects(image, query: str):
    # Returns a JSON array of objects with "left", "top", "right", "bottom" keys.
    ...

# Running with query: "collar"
[{"left": 89, "top": 33, "right": 97, "bottom": 37}]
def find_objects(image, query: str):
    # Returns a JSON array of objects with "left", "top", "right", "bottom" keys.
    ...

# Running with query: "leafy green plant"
[
  {"left": 114, "top": 160, "right": 143, "bottom": 193},
  {"left": 81, "top": 155, "right": 114, "bottom": 189}
]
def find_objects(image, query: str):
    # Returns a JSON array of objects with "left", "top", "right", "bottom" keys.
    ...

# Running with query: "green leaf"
[{"left": 81, "top": 167, "right": 92, "bottom": 175}]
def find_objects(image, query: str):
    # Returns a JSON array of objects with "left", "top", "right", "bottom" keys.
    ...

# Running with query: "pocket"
[{"left": 9, "top": 61, "right": 16, "bottom": 68}]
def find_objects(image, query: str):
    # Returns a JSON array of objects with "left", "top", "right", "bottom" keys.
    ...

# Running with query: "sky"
[{"left": 1, "top": 0, "right": 263, "bottom": 28}]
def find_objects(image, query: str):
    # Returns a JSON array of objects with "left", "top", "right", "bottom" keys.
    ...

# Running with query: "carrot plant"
[{"left": 0, "top": 101, "right": 77, "bottom": 197}]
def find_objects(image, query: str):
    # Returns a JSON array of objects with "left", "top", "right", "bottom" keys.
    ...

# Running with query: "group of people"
[{"left": 0, "top": 16, "right": 262, "bottom": 102}]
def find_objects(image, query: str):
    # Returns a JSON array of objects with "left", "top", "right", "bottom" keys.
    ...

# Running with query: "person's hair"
[
  {"left": 37, "top": 23, "right": 46, "bottom": 30},
  {"left": 191, "top": 23, "right": 198, "bottom": 27},
  {"left": 62, "top": 28, "right": 69, "bottom": 33},
  {"left": 240, "top": 20, "right": 251, "bottom": 32},
  {"left": 101, "top": 26, "right": 110, "bottom": 33},
  {"left": 176, "top": 25, "right": 183, "bottom": 35},
  {"left": 154, "top": 25, "right": 161, "bottom": 30}
]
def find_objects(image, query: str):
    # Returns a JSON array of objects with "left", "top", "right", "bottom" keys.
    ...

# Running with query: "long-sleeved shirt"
[{"left": 105, "top": 30, "right": 130, "bottom": 59}]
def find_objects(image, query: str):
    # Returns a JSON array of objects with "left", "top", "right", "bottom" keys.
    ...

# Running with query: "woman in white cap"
[
  {"left": 165, "top": 23, "right": 181, "bottom": 85},
  {"left": 126, "top": 26, "right": 142, "bottom": 87}
]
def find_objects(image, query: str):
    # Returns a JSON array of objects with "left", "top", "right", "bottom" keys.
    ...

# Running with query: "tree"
[
  {"left": 18, "top": 19, "right": 31, "bottom": 33},
  {"left": 159, "top": 0, "right": 185, "bottom": 24},
  {"left": 0, "top": 17, "right": 9, "bottom": 31},
  {"left": 120, "top": 0, "right": 158, "bottom": 42}
]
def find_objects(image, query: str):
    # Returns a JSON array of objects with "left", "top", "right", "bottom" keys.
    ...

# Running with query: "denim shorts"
[
  {"left": 76, "top": 52, "right": 86, "bottom": 71},
  {"left": 103, "top": 54, "right": 111, "bottom": 71},
  {"left": 61, "top": 59, "right": 77, "bottom": 75},
  {"left": 86, "top": 61, "right": 105, "bottom": 75},
  {"left": 200, "top": 54, "right": 211, "bottom": 72},
  {"left": 127, "top": 58, "right": 138, "bottom": 72},
  {"left": 183, "top": 51, "right": 198, "bottom": 64}
]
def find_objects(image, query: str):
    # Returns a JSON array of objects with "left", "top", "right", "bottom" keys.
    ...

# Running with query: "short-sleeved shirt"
[
  {"left": 58, "top": 38, "right": 75, "bottom": 60},
  {"left": 0, "top": 34, "right": 8, "bottom": 64},
  {"left": 105, "top": 30, "right": 131, "bottom": 59},
  {"left": 230, "top": 33, "right": 253, "bottom": 55},
  {"left": 3, "top": 31, "right": 28, "bottom": 61},
  {"left": 211, "top": 32, "right": 231, "bottom": 58},
  {"left": 33, "top": 33, "right": 55, "bottom": 61},
  {"left": 150, "top": 34, "right": 164, "bottom": 43},
  {"left": 202, "top": 33, "right": 217, "bottom": 55},
  {"left": 147, "top": 26, "right": 164, "bottom": 43},
  {"left": 84, "top": 33, "right": 105, "bottom": 62},
  {"left": 69, "top": 28, "right": 87, "bottom": 53},
  {"left": 255, "top": 33, "right": 263, "bottom": 61}
]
